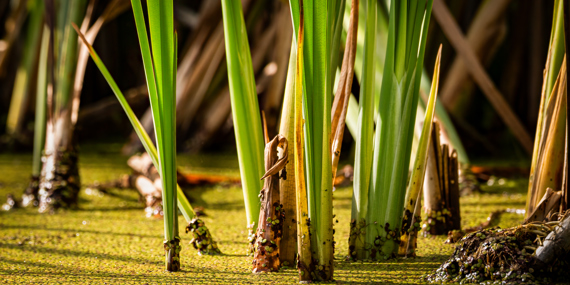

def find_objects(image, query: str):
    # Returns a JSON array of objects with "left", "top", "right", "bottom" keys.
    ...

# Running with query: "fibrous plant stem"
[{"left": 252, "top": 135, "right": 288, "bottom": 273}]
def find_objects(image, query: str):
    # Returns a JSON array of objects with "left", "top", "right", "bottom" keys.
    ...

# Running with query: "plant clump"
[
  {"left": 425, "top": 222, "right": 570, "bottom": 284},
  {"left": 185, "top": 218, "right": 221, "bottom": 256}
]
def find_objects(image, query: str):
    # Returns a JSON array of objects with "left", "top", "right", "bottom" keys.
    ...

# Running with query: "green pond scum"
[{"left": 0, "top": 149, "right": 529, "bottom": 283}]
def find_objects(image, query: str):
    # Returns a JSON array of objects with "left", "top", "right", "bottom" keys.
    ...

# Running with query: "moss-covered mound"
[{"left": 425, "top": 224, "right": 570, "bottom": 284}]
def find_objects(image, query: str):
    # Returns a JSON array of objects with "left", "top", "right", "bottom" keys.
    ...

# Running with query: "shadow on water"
[
  {"left": 0, "top": 243, "right": 159, "bottom": 265},
  {"left": 0, "top": 224, "right": 160, "bottom": 239}
]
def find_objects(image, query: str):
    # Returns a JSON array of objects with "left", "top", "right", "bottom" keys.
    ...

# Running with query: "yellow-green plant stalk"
[
  {"left": 527, "top": 57, "right": 567, "bottom": 219},
  {"left": 221, "top": 0, "right": 265, "bottom": 245},
  {"left": 399, "top": 45, "right": 441, "bottom": 257},
  {"left": 292, "top": 14, "right": 312, "bottom": 281},
  {"left": 278, "top": 41, "right": 298, "bottom": 265},
  {"left": 349, "top": 0, "right": 374, "bottom": 261}
]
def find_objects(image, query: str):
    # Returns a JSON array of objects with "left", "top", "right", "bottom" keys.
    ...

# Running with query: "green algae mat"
[{"left": 0, "top": 149, "right": 527, "bottom": 284}]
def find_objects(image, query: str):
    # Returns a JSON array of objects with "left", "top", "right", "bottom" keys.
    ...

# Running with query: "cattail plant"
[
  {"left": 23, "top": 0, "right": 128, "bottom": 209},
  {"left": 347, "top": 0, "right": 469, "bottom": 165},
  {"left": 124, "top": 0, "right": 180, "bottom": 271},
  {"left": 288, "top": 0, "right": 345, "bottom": 280},
  {"left": 349, "top": 0, "right": 434, "bottom": 260},
  {"left": 73, "top": 0, "right": 222, "bottom": 268},
  {"left": 37, "top": 0, "right": 87, "bottom": 213},
  {"left": 220, "top": 0, "right": 265, "bottom": 248},
  {"left": 73, "top": 31, "right": 221, "bottom": 257}
]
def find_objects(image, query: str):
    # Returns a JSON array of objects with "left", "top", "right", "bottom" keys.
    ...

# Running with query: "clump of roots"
[
  {"left": 186, "top": 218, "right": 221, "bottom": 255},
  {"left": 425, "top": 220, "right": 570, "bottom": 283}
]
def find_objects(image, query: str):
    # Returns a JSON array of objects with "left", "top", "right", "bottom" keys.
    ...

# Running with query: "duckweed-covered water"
[{"left": 0, "top": 145, "right": 528, "bottom": 283}]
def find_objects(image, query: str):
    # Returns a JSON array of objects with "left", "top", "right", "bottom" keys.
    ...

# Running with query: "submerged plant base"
[
  {"left": 349, "top": 220, "right": 402, "bottom": 261},
  {"left": 22, "top": 175, "right": 40, "bottom": 207},
  {"left": 38, "top": 149, "right": 80, "bottom": 213},
  {"left": 312, "top": 261, "right": 333, "bottom": 281},
  {"left": 425, "top": 223, "right": 570, "bottom": 283},
  {"left": 252, "top": 134, "right": 288, "bottom": 273},
  {"left": 252, "top": 202, "right": 284, "bottom": 273},
  {"left": 164, "top": 237, "right": 181, "bottom": 272},
  {"left": 186, "top": 218, "right": 221, "bottom": 256},
  {"left": 247, "top": 225, "right": 256, "bottom": 255},
  {"left": 348, "top": 219, "right": 368, "bottom": 260},
  {"left": 399, "top": 212, "right": 422, "bottom": 257},
  {"left": 422, "top": 209, "right": 451, "bottom": 236}
]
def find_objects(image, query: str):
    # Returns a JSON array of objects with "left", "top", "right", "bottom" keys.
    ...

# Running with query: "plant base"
[
  {"left": 252, "top": 201, "right": 284, "bottom": 273},
  {"left": 38, "top": 149, "right": 80, "bottom": 213},
  {"left": 164, "top": 237, "right": 181, "bottom": 272},
  {"left": 348, "top": 219, "right": 368, "bottom": 260},
  {"left": 186, "top": 218, "right": 221, "bottom": 255}
]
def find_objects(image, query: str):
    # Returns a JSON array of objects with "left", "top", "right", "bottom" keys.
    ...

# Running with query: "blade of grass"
[
  {"left": 73, "top": 23, "right": 199, "bottom": 235},
  {"left": 278, "top": 39, "right": 298, "bottom": 265},
  {"left": 349, "top": 0, "right": 374, "bottom": 261},
  {"left": 221, "top": 0, "right": 265, "bottom": 239},
  {"left": 399, "top": 45, "right": 441, "bottom": 257},
  {"left": 293, "top": 11, "right": 312, "bottom": 281}
]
